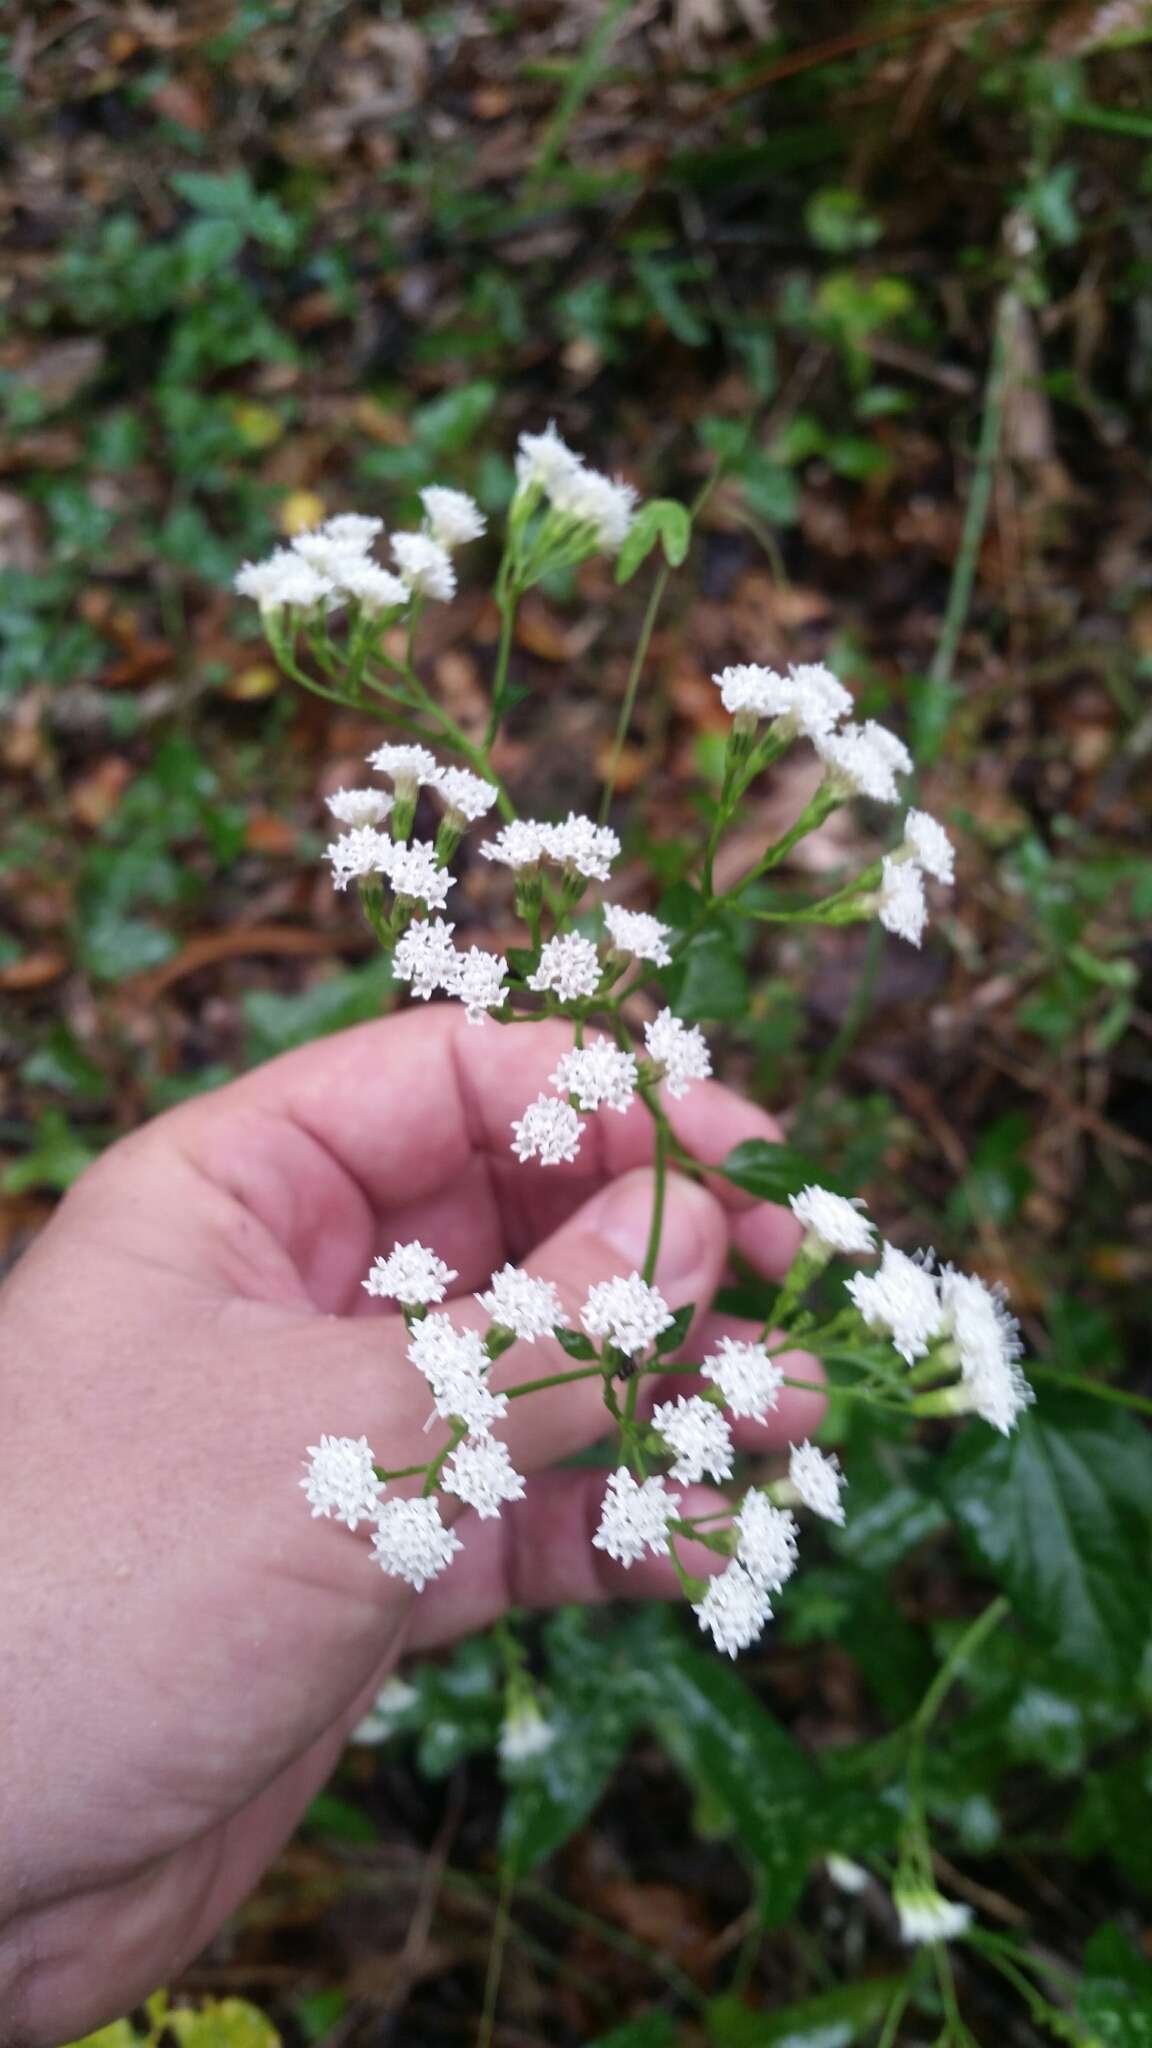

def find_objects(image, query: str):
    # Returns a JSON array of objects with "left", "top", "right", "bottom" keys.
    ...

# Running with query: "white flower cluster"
[
  {"left": 234, "top": 487, "right": 484, "bottom": 618},
  {"left": 512, "top": 1006, "right": 710, "bottom": 1166},
  {"left": 480, "top": 812, "right": 621, "bottom": 884},
  {"left": 514, "top": 423, "right": 639, "bottom": 554}
]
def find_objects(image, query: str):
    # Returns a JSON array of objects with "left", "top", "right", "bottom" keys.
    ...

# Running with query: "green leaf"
[
  {"left": 586, "top": 2018, "right": 678, "bottom": 2048},
  {"left": 652, "top": 497, "right": 691, "bottom": 565},
  {"left": 166, "top": 1999, "right": 281, "bottom": 2048},
  {"left": 665, "top": 927, "right": 747, "bottom": 1022},
  {"left": 616, "top": 501, "right": 665, "bottom": 584},
  {"left": 1, "top": 1109, "right": 100, "bottom": 1194},
  {"left": 655, "top": 1302, "right": 695, "bottom": 1356},
  {"left": 411, "top": 380, "right": 497, "bottom": 453},
  {"left": 719, "top": 1138, "right": 847, "bottom": 1204},
  {"left": 242, "top": 958, "right": 394, "bottom": 1061},
  {"left": 502, "top": 1613, "right": 644, "bottom": 1874},
  {"left": 60, "top": 2026, "right": 140, "bottom": 2048},
  {"left": 940, "top": 1394, "right": 1152, "bottom": 1692},
  {"left": 632, "top": 1617, "right": 820, "bottom": 1921},
  {"left": 79, "top": 911, "right": 177, "bottom": 983},
  {"left": 301, "top": 1791, "right": 377, "bottom": 1843},
  {"left": 708, "top": 1977, "right": 902, "bottom": 2047},
  {"left": 1078, "top": 1925, "right": 1152, "bottom": 2046},
  {"left": 555, "top": 1327, "right": 599, "bottom": 1361}
]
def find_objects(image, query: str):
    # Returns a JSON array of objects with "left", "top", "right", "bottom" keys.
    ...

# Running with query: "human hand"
[{"left": 0, "top": 1007, "right": 822, "bottom": 2045}]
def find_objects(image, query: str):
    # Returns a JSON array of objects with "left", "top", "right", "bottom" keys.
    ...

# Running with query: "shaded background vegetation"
[{"left": 2, "top": 3, "right": 1151, "bottom": 2044}]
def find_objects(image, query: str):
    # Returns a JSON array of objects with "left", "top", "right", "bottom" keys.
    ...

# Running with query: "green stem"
[
  {"left": 599, "top": 561, "right": 668, "bottom": 828},
  {"left": 485, "top": 586, "right": 518, "bottom": 748},
  {"left": 642, "top": 1118, "right": 669, "bottom": 1287},
  {"left": 1026, "top": 1362, "right": 1152, "bottom": 1418}
]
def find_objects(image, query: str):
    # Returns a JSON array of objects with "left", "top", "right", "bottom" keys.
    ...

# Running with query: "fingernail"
[{"left": 593, "top": 1168, "right": 713, "bottom": 1284}]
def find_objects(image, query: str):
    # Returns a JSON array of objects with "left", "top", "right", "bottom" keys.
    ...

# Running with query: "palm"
[{"left": 0, "top": 1009, "right": 819, "bottom": 2044}]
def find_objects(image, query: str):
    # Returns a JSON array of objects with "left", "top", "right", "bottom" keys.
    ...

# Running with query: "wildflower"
[
  {"left": 527, "top": 931, "right": 603, "bottom": 1003},
  {"left": 790, "top": 1185, "right": 876, "bottom": 1257},
  {"left": 420, "top": 485, "right": 486, "bottom": 549},
  {"left": 351, "top": 1675, "right": 419, "bottom": 1745},
  {"left": 393, "top": 917, "right": 459, "bottom": 1001},
  {"left": 877, "top": 855, "right": 928, "bottom": 946},
  {"left": 550, "top": 465, "right": 638, "bottom": 553},
  {"left": 581, "top": 1272, "right": 674, "bottom": 1358},
  {"left": 300, "top": 1435, "right": 382, "bottom": 1530},
  {"left": 365, "top": 742, "right": 441, "bottom": 791},
  {"left": 292, "top": 527, "right": 371, "bottom": 577},
  {"left": 515, "top": 422, "right": 585, "bottom": 497},
  {"left": 371, "top": 1495, "right": 462, "bottom": 1591},
  {"left": 391, "top": 530, "right": 456, "bottom": 601},
  {"left": 603, "top": 903, "right": 673, "bottom": 968},
  {"left": 551, "top": 1039, "right": 638, "bottom": 1115},
  {"left": 332, "top": 558, "right": 409, "bottom": 613},
  {"left": 511, "top": 1095, "right": 585, "bottom": 1166},
  {"left": 701, "top": 1336, "right": 784, "bottom": 1421},
  {"left": 593, "top": 1467, "right": 680, "bottom": 1566},
  {"left": 363, "top": 1240, "right": 458, "bottom": 1308},
  {"left": 543, "top": 813, "right": 621, "bottom": 884},
  {"left": 788, "top": 1441, "right": 846, "bottom": 1525},
  {"left": 712, "top": 661, "right": 851, "bottom": 741},
  {"left": 713, "top": 663, "right": 787, "bottom": 720},
  {"left": 408, "top": 1314, "right": 509, "bottom": 1433},
  {"left": 450, "top": 946, "right": 509, "bottom": 1025},
  {"left": 443, "top": 1435, "right": 526, "bottom": 1520},
  {"left": 643, "top": 1009, "right": 712, "bottom": 1099},
  {"left": 325, "top": 825, "right": 393, "bottom": 890},
  {"left": 499, "top": 1694, "right": 556, "bottom": 1763},
  {"left": 322, "top": 513, "right": 385, "bottom": 548},
  {"left": 846, "top": 1243, "right": 943, "bottom": 1363},
  {"left": 382, "top": 838, "right": 453, "bottom": 913},
  {"left": 652, "top": 1394, "right": 734, "bottom": 1484},
  {"left": 432, "top": 765, "right": 499, "bottom": 823},
  {"left": 816, "top": 720, "right": 912, "bottom": 805},
  {"left": 894, "top": 1886, "right": 973, "bottom": 1946},
  {"left": 476, "top": 1263, "right": 564, "bottom": 1343},
  {"left": 479, "top": 819, "right": 549, "bottom": 870},
  {"left": 735, "top": 1491, "right": 800, "bottom": 1590},
  {"left": 326, "top": 787, "right": 394, "bottom": 829},
  {"left": 826, "top": 1855, "right": 870, "bottom": 1895},
  {"left": 693, "top": 1560, "right": 774, "bottom": 1656},
  {"left": 235, "top": 550, "right": 333, "bottom": 613},
  {"left": 939, "top": 1267, "right": 1033, "bottom": 1434},
  {"left": 902, "top": 808, "right": 955, "bottom": 885}
]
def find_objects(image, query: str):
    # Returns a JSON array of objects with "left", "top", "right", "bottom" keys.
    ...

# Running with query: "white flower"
[
  {"left": 476, "top": 1263, "right": 563, "bottom": 1343},
  {"left": 511, "top": 1094, "right": 585, "bottom": 1166},
  {"left": 550, "top": 465, "right": 638, "bottom": 552},
  {"left": 420, "top": 485, "right": 486, "bottom": 549},
  {"left": 499, "top": 1695, "right": 556, "bottom": 1763},
  {"left": 693, "top": 1560, "right": 774, "bottom": 1656},
  {"left": 366, "top": 742, "right": 441, "bottom": 789},
  {"left": 300, "top": 1434, "right": 382, "bottom": 1530},
  {"left": 407, "top": 1313, "right": 509, "bottom": 1432},
  {"left": 235, "top": 549, "right": 333, "bottom": 612},
  {"left": 735, "top": 1491, "right": 800, "bottom": 1590},
  {"left": 788, "top": 1441, "right": 846, "bottom": 1525},
  {"left": 846, "top": 1243, "right": 944, "bottom": 1363},
  {"left": 542, "top": 813, "right": 621, "bottom": 883},
  {"left": 326, "top": 786, "right": 394, "bottom": 829},
  {"left": 332, "top": 558, "right": 410, "bottom": 613},
  {"left": 551, "top": 1039, "right": 638, "bottom": 1115},
  {"left": 826, "top": 1855, "right": 870, "bottom": 1895},
  {"left": 894, "top": 1887, "right": 973, "bottom": 1946},
  {"left": 701, "top": 1336, "right": 784, "bottom": 1421},
  {"left": 371, "top": 1495, "right": 462, "bottom": 1591},
  {"left": 443, "top": 1435, "right": 526, "bottom": 1520},
  {"left": 450, "top": 946, "right": 509, "bottom": 1025},
  {"left": 322, "top": 513, "right": 385, "bottom": 548},
  {"left": 393, "top": 917, "right": 459, "bottom": 1001},
  {"left": 877, "top": 855, "right": 928, "bottom": 946},
  {"left": 432, "top": 765, "right": 498, "bottom": 822},
  {"left": 527, "top": 931, "right": 603, "bottom": 1003},
  {"left": 350, "top": 1675, "right": 420, "bottom": 1745},
  {"left": 712, "top": 661, "right": 851, "bottom": 741},
  {"left": 789, "top": 1184, "right": 875, "bottom": 1256},
  {"left": 382, "top": 838, "right": 453, "bottom": 912},
  {"left": 592, "top": 1467, "right": 680, "bottom": 1566},
  {"left": 652, "top": 1394, "right": 734, "bottom": 1484},
  {"left": 292, "top": 528, "right": 370, "bottom": 577},
  {"left": 603, "top": 904, "right": 673, "bottom": 968},
  {"left": 363, "top": 1239, "right": 457, "bottom": 1308},
  {"left": 581, "top": 1271, "right": 674, "bottom": 1358},
  {"left": 479, "top": 819, "right": 549, "bottom": 871},
  {"left": 940, "top": 1267, "right": 1032, "bottom": 1435},
  {"left": 391, "top": 530, "right": 456, "bottom": 601},
  {"left": 643, "top": 1009, "right": 712, "bottom": 1099},
  {"left": 816, "top": 719, "right": 912, "bottom": 805},
  {"left": 325, "top": 824, "right": 392, "bottom": 890},
  {"left": 515, "top": 422, "right": 585, "bottom": 497},
  {"left": 903, "top": 808, "right": 955, "bottom": 885}
]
